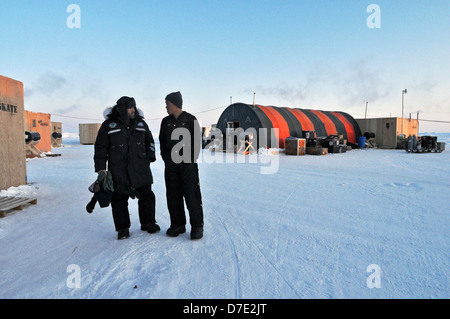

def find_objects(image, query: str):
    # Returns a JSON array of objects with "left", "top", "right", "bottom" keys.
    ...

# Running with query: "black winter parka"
[
  {"left": 94, "top": 105, "right": 156, "bottom": 193},
  {"left": 159, "top": 111, "right": 201, "bottom": 165}
]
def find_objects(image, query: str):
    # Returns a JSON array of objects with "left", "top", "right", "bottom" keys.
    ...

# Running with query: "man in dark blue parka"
[{"left": 94, "top": 96, "right": 159, "bottom": 239}]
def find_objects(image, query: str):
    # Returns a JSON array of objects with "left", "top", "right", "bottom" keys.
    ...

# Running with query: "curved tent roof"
[{"left": 216, "top": 103, "right": 362, "bottom": 148}]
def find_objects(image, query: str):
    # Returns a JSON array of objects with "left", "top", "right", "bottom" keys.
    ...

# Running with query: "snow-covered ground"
[{"left": 0, "top": 133, "right": 449, "bottom": 299}]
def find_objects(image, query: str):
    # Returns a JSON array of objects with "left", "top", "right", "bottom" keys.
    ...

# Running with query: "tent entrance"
[
  {"left": 227, "top": 121, "right": 240, "bottom": 129},
  {"left": 226, "top": 121, "right": 240, "bottom": 152}
]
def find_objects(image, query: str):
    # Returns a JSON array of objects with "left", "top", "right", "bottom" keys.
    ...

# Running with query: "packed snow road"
[{"left": 0, "top": 140, "right": 448, "bottom": 298}]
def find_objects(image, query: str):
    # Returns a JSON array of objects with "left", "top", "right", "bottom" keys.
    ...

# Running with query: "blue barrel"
[{"left": 358, "top": 136, "right": 366, "bottom": 149}]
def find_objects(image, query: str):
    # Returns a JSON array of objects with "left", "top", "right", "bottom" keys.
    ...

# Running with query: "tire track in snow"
[
  {"left": 210, "top": 199, "right": 302, "bottom": 298},
  {"left": 78, "top": 232, "right": 164, "bottom": 298},
  {"left": 207, "top": 203, "right": 242, "bottom": 299},
  {"left": 275, "top": 188, "right": 296, "bottom": 262},
  {"left": 82, "top": 240, "right": 146, "bottom": 297},
  {"left": 233, "top": 216, "right": 302, "bottom": 298}
]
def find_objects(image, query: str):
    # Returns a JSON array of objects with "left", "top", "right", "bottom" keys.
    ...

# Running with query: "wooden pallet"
[{"left": 0, "top": 196, "right": 38, "bottom": 218}]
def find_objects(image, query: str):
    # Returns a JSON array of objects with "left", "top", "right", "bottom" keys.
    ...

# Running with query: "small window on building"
[{"left": 386, "top": 123, "right": 390, "bottom": 129}]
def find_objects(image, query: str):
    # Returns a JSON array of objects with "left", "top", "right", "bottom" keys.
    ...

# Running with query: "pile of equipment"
[
  {"left": 321, "top": 134, "right": 347, "bottom": 154},
  {"left": 286, "top": 131, "right": 348, "bottom": 156},
  {"left": 363, "top": 132, "right": 377, "bottom": 148},
  {"left": 406, "top": 135, "right": 445, "bottom": 153}
]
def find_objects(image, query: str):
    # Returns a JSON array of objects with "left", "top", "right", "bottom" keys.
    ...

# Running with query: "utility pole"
[
  {"left": 365, "top": 101, "right": 368, "bottom": 119},
  {"left": 417, "top": 111, "right": 420, "bottom": 135},
  {"left": 402, "top": 89, "right": 407, "bottom": 135}
]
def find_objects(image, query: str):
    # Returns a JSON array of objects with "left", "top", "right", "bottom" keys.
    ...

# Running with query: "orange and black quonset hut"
[{"left": 216, "top": 103, "right": 362, "bottom": 148}]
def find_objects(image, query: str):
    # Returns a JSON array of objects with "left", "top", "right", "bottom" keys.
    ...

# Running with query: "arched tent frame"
[{"left": 216, "top": 103, "right": 362, "bottom": 149}]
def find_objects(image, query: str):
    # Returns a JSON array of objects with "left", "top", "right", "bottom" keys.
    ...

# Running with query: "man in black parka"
[
  {"left": 94, "top": 96, "right": 160, "bottom": 239},
  {"left": 159, "top": 91, "right": 204, "bottom": 240}
]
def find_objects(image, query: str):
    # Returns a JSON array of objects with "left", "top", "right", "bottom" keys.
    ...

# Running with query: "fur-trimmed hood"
[
  {"left": 103, "top": 106, "right": 144, "bottom": 120},
  {"left": 103, "top": 105, "right": 144, "bottom": 122}
]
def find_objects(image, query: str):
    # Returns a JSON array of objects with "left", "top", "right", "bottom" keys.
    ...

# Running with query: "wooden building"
[
  {"left": 51, "top": 121, "right": 63, "bottom": 147},
  {"left": 0, "top": 75, "right": 26, "bottom": 190},
  {"left": 24, "top": 111, "right": 52, "bottom": 153},
  {"left": 355, "top": 117, "right": 419, "bottom": 149},
  {"left": 79, "top": 123, "right": 101, "bottom": 145}
]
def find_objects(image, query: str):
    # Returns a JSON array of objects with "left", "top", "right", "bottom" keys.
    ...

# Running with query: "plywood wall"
[
  {"left": 79, "top": 123, "right": 101, "bottom": 145},
  {"left": 0, "top": 75, "right": 26, "bottom": 190},
  {"left": 356, "top": 117, "right": 419, "bottom": 148},
  {"left": 51, "top": 121, "right": 62, "bottom": 147},
  {"left": 396, "top": 118, "right": 419, "bottom": 138},
  {"left": 24, "top": 111, "right": 52, "bottom": 152}
]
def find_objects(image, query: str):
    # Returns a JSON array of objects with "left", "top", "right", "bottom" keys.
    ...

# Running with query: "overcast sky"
[{"left": 1, "top": 0, "right": 449, "bottom": 132}]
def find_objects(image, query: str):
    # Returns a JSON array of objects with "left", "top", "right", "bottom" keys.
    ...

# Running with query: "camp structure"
[
  {"left": 51, "top": 122, "right": 63, "bottom": 147},
  {"left": 24, "top": 111, "right": 52, "bottom": 157},
  {"left": 215, "top": 103, "right": 362, "bottom": 149},
  {"left": 0, "top": 75, "right": 27, "bottom": 190},
  {"left": 356, "top": 117, "right": 419, "bottom": 149},
  {"left": 79, "top": 123, "right": 101, "bottom": 145}
]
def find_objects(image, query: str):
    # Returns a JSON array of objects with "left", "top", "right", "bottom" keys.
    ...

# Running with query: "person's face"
[
  {"left": 127, "top": 106, "right": 136, "bottom": 119},
  {"left": 165, "top": 100, "right": 177, "bottom": 115}
]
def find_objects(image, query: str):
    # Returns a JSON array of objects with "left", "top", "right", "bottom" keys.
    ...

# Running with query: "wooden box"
[{"left": 285, "top": 138, "right": 306, "bottom": 156}]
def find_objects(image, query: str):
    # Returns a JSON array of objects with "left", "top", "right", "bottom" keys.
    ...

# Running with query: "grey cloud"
[
  {"left": 338, "top": 59, "right": 392, "bottom": 106},
  {"left": 54, "top": 104, "right": 80, "bottom": 115},
  {"left": 245, "top": 82, "right": 306, "bottom": 104},
  {"left": 244, "top": 59, "right": 392, "bottom": 108},
  {"left": 35, "top": 72, "right": 67, "bottom": 96}
]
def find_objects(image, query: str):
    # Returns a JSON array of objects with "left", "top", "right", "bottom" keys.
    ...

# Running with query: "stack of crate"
[
  {"left": 303, "top": 131, "right": 328, "bottom": 156},
  {"left": 322, "top": 134, "right": 347, "bottom": 153}
]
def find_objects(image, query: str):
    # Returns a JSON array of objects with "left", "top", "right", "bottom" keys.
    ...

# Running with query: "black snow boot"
[
  {"left": 117, "top": 229, "right": 130, "bottom": 240},
  {"left": 141, "top": 223, "right": 161, "bottom": 234},
  {"left": 166, "top": 225, "right": 186, "bottom": 237},
  {"left": 190, "top": 226, "right": 203, "bottom": 240}
]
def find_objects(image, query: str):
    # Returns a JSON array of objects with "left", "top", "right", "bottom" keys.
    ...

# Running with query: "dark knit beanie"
[
  {"left": 117, "top": 96, "right": 136, "bottom": 109},
  {"left": 165, "top": 91, "right": 183, "bottom": 109}
]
